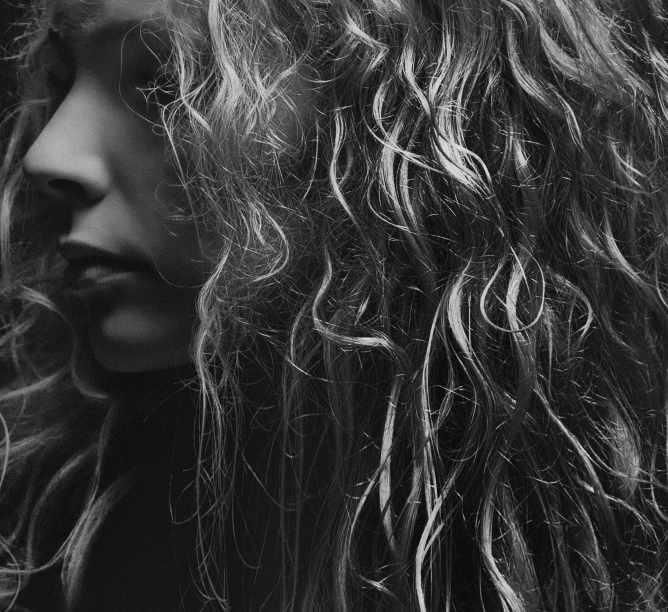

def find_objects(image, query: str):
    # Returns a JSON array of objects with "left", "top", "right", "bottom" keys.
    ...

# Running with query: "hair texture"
[{"left": 3, "top": 0, "right": 668, "bottom": 611}]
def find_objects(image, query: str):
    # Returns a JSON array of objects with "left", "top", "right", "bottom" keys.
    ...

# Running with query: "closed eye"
[
  {"left": 121, "top": 31, "right": 177, "bottom": 114},
  {"left": 44, "top": 29, "right": 75, "bottom": 96}
]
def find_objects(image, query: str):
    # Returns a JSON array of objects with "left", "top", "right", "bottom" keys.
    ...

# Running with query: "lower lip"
[{"left": 64, "top": 263, "right": 145, "bottom": 293}]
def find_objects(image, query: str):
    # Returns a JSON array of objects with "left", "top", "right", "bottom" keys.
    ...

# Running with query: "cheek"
[
  {"left": 115, "top": 132, "right": 212, "bottom": 285},
  {"left": 125, "top": 71, "right": 318, "bottom": 289},
  {"left": 157, "top": 225, "right": 211, "bottom": 288},
  {"left": 147, "top": 196, "right": 212, "bottom": 288}
]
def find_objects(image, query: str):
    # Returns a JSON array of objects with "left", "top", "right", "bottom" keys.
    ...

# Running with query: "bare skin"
[
  {"left": 20, "top": 1, "right": 304, "bottom": 608},
  {"left": 23, "top": 0, "right": 208, "bottom": 372}
]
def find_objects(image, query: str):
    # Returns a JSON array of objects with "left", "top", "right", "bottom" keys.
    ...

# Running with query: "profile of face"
[
  {"left": 22, "top": 0, "right": 315, "bottom": 374},
  {"left": 21, "top": 0, "right": 210, "bottom": 373}
]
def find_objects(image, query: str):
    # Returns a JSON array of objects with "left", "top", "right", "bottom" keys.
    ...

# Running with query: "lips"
[
  {"left": 58, "top": 240, "right": 152, "bottom": 291},
  {"left": 63, "top": 256, "right": 141, "bottom": 289}
]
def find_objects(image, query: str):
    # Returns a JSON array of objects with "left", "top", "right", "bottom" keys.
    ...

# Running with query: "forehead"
[{"left": 51, "top": 0, "right": 168, "bottom": 39}]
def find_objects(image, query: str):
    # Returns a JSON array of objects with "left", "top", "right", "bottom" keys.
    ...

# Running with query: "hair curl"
[{"left": 2, "top": 0, "right": 668, "bottom": 611}]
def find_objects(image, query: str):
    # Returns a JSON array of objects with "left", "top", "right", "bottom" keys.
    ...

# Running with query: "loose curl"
[{"left": 2, "top": 0, "right": 668, "bottom": 611}]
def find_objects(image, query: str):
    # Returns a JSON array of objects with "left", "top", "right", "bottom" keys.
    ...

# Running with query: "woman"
[{"left": 2, "top": 0, "right": 668, "bottom": 610}]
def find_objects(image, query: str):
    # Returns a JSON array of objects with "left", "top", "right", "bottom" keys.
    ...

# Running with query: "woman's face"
[{"left": 22, "top": 0, "right": 209, "bottom": 372}]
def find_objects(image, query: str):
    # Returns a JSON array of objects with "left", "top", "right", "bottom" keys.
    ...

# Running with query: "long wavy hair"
[{"left": 2, "top": 0, "right": 668, "bottom": 610}]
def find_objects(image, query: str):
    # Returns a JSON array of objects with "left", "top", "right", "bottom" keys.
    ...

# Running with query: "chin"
[
  {"left": 91, "top": 347, "right": 193, "bottom": 373},
  {"left": 88, "top": 308, "right": 195, "bottom": 373}
]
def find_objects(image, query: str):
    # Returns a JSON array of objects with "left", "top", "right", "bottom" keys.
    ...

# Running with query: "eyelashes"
[
  {"left": 43, "top": 30, "right": 75, "bottom": 97},
  {"left": 45, "top": 68, "right": 74, "bottom": 97}
]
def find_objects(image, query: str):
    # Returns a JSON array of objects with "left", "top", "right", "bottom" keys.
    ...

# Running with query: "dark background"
[{"left": 1, "top": 1, "right": 25, "bottom": 118}]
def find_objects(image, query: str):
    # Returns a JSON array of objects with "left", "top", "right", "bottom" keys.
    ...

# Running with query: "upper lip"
[{"left": 57, "top": 239, "right": 150, "bottom": 272}]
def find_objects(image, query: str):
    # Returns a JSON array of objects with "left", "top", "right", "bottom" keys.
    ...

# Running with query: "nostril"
[{"left": 48, "top": 179, "right": 89, "bottom": 200}]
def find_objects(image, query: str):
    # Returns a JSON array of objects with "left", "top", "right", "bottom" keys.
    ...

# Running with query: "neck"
[{"left": 98, "top": 360, "right": 288, "bottom": 610}]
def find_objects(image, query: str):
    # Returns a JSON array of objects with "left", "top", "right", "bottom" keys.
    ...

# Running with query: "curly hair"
[{"left": 2, "top": 0, "right": 668, "bottom": 610}]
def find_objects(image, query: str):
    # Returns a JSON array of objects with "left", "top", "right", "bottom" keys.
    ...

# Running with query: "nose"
[{"left": 22, "top": 82, "right": 112, "bottom": 206}]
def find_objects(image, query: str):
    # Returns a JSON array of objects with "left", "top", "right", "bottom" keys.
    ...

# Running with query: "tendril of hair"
[{"left": 2, "top": 0, "right": 668, "bottom": 611}]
